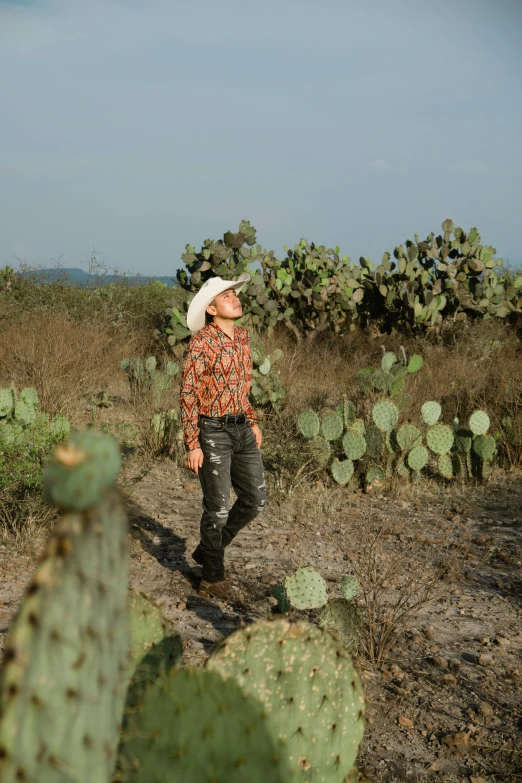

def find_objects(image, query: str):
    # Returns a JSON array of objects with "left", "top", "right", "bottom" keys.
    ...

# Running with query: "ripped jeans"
[{"left": 196, "top": 415, "right": 267, "bottom": 582}]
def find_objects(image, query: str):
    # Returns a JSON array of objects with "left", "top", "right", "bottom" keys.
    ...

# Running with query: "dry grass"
[{"left": 0, "top": 312, "right": 150, "bottom": 419}]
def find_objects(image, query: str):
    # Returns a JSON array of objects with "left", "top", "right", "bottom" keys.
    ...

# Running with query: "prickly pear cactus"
[
  {"left": 0, "top": 434, "right": 130, "bottom": 783},
  {"left": 469, "top": 410, "right": 490, "bottom": 436},
  {"left": 341, "top": 576, "right": 360, "bottom": 601},
  {"left": 343, "top": 429, "right": 366, "bottom": 460},
  {"left": 306, "top": 435, "right": 332, "bottom": 468},
  {"left": 118, "top": 667, "right": 291, "bottom": 783},
  {"left": 437, "top": 454, "right": 453, "bottom": 479},
  {"left": 366, "top": 465, "right": 385, "bottom": 486},
  {"left": 127, "top": 590, "right": 182, "bottom": 708},
  {"left": 408, "top": 445, "right": 429, "bottom": 471},
  {"left": 284, "top": 566, "right": 328, "bottom": 610},
  {"left": 396, "top": 424, "right": 422, "bottom": 452},
  {"left": 473, "top": 434, "right": 496, "bottom": 461},
  {"left": 421, "top": 401, "right": 441, "bottom": 426},
  {"left": 207, "top": 617, "right": 365, "bottom": 783},
  {"left": 319, "top": 598, "right": 362, "bottom": 650},
  {"left": 426, "top": 424, "right": 454, "bottom": 455},
  {"left": 372, "top": 401, "right": 398, "bottom": 432},
  {"left": 321, "top": 413, "right": 344, "bottom": 441},
  {"left": 0, "top": 389, "right": 14, "bottom": 418},
  {"left": 298, "top": 410, "right": 320, "bottom": 438},
  {"left": 273, "top": 583, "right": 291, "bottom": 614},
  {"left": 365, "top": 427, "right": 383, "bottom": 459},
  {"left": 331, "top": 458, "right": 354, "bottom": 486},
  {"left": 43, "top": 430, "right": 122, "bottom": 511}
]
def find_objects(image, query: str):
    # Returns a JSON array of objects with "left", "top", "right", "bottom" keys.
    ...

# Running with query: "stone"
[
  {"left": 433, "top": 655, "right": 449, "bottom": 669},
  {"left": 478, "top": 652, "right": 493, "bottom": 666},
  {"left": 177, "top": 601, "right": 187, "bottom": 611},
  {"left": 398, "top": 716, "right": 413, "bottom": 727},
  {"left": 462, "top": 652, "right": 479, "bottom": 664},
  {"left": 449, "top": 659, "right": 462, "bottom": 676},
  {"left": 442, "top": 674, "right": 457, "bottom": 687},
  {"left": 477, "top": 701, "right": 493, "bottom": 718},
  {"left": 442, "top": 731, "right": 469, "bottom": 749},
  {"left": 494, "top": 636, "right": 510, "bottom": 648}
]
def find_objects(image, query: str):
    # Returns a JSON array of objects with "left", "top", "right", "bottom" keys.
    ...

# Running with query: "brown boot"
[{"left": 197, "top": 578, "right": 241, "bottom": 601}]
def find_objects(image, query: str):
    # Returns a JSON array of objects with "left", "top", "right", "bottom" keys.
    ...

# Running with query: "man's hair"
[{"left": 205, "top": 298, "right": 215, "bottom": 324}]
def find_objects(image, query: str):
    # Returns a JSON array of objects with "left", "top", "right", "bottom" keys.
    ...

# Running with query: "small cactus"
[
  {"left": 284, "top": 566, "right": 328, "bottom": 610},
  {"left": 421, "top": 401, "right": 441, "bottom": 426},
  {"left": 297, "top": 409, "right": 320, "bottom": 439},
  {"left": 426, "top": 424, "right": 454, "bottom": 455}
]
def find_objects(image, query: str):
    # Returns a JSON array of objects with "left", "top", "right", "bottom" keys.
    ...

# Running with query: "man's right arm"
[{"left": 180, "top": 336, "right": 206, "bottom": 453}]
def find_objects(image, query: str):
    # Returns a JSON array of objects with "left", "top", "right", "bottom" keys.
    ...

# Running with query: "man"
[{"left": 180, "top": 273, "right": 266, "bottom": 600}]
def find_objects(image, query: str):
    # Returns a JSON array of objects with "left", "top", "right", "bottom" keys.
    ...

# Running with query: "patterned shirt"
[{"left": 180, "top": 322, "right": 258, "bottom": 451}]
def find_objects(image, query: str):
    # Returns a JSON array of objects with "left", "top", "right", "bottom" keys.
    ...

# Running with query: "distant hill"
[{"left": 21, "top": 267, "right": 179, "bottom": 287}]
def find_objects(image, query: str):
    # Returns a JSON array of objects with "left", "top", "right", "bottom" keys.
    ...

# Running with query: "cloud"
[{"left": 368, "top": 160, "right": 394, "bottom": 171}]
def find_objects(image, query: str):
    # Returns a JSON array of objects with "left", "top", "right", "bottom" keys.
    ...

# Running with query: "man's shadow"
[{"left": 125, "top": 497, "right": 255, "bottom": 647}]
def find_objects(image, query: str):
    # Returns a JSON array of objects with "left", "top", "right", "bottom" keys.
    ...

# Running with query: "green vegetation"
[{"left": 0, "top": 435, "right": 366, "bottom": 783}]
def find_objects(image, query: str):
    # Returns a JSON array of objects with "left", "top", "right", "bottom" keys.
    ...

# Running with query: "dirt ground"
[{"left": 0, "top": 458, "right": 520, "bottom": 783}]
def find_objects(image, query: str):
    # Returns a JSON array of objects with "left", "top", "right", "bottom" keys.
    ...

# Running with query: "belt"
[{"left": 199, "top": 413, "right": 247, "bottom": 424}]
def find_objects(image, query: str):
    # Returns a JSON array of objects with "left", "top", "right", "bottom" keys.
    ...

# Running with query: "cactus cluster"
[
  {"left": 0, "top": 431, "right": 367, "bottom": 783},
  {"left": 121, "top": 356, "right": 179, "bottom": 407},
  {"left": 158, "top": 219, "right": 522, "bottom": 347},
  {"left": 249, "top": 336, "right": 286, "bottom": 407},
  {"left": 297, "top": 353, "right": 499, "bottom": 488},
  {"left": 0, "top": 387, "right": 70, "bottom": 450}
]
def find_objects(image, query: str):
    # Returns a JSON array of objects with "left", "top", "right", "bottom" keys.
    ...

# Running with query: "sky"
[{"left": 1, "top": 0, "right": 521, "bottom": 276}]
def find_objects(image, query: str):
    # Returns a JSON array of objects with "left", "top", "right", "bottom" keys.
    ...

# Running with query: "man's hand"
[
  {"left": 186, "top": 447, "right": 204, "bottom": 474},
  {"left": 251, "top": 424, "right": 262, "bottom": 448}
]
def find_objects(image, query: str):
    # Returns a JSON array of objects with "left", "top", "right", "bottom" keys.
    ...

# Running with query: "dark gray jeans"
[{"left": 197, "top": 415, "right": 266, "bottom": 582}]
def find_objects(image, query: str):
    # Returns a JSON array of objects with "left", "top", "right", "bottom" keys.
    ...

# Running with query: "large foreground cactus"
[
  {"left": 207, "top": 617, "right": 366, "bottom": 782},
  {"left": 0, "top": 431, "right": 130, "bottom": 783}
]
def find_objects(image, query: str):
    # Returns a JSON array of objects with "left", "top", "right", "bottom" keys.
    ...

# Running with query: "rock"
[
  {"left": 478, "top": 652, "right": 493, "bottom": 666},
  {"left": 177, "top": 601, "right": 187, "bottom": 611},
  {"left": 462, "top": 652, "right": 479, "bottom": 664},
  {"left": 494, "top": 636, "right": 510, "bottom": 648},
  {"left": 477, "top": 701, "right": 493, "bottom": 718},
  {"left": 442, "top": 673, "right": 457, "bottom": 687},
  {"left": 433, "top": 655, "right": 449, "bottom": 669},
  {"left": 442, "top": 731, "right": 469, "bottom": 749},
  {"left": 449, "top": 659, "right": 461, "bottom": 676},
  {"left": 398, "top": 716, "right": 413, "bottom": 727},
  {"left": 424, "top": 625, "right": 436, "bottom": 640},
  {"left": 470, "top": 777, "right": 488, "bottom": 783}
]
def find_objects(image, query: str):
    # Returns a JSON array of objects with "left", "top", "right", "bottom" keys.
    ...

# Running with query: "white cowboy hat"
[{"left": 186, "top": 273, "right": 251, "bottom": 332}]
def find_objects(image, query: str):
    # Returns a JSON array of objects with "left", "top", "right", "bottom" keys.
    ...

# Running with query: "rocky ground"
[{"left": 0, "top": 459, "right": 520, "bottom": 783}]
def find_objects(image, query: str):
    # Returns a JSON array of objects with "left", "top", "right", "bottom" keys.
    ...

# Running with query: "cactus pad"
[
  {"left": 396, "top": 456, "right": 410, "bottom": 478},
  {"left": 319, "top": 598, "right": 362, "bottom": 649},
  {"left": 372, "top": 370, "right": 394, "bottom": 391},
  {"left": 351, "top": 418, "right": 366, "bottom": 435},
  {"left": 49, "top": 415, "right": 71, "bottom": 440},
  {"left": 397, "top": 424, "right": 422, "bottom": 452},
  {"left": 207, "top": 618, "right": 365, "bottom": 782},
  {"left": 426, "top": 424, "right": 454, "bottom": 455},
  {"left": 284, "top": 566, "right": 328, "bottom": 610},
  {"left": 273, "top": 584, "right": 291, "bottom": 614},
  {"left": 14, "top": 399, "right": 36, "bottom": 426},
  {"left": 407, "top": 354, "right": 423, "bottom": 373},
  {"left": 473, "top": 434, "right": 496, "bottom": 461},
  {"left": 381, "top": 352, "right": 397, "bottom": 372},
  {"left": 297, "top": 410, "right": 320, "bottom": 438},
  {"left": 331, "top": 458, "right": 354, "bottom": 486},
  {"left": 365, "top": 427, "right": 383, "bottom": 458},
  {"left": 44, "top": 430, "right": 122, "bottom": 511},
  {"left": 118, "top": 667, "right": 291, "bottom": 783},
  {"left": 0, "top": 490, "right": 130, "bottom": 783},
  {"left": 437, "top": 454, "right": 453, "bottom": 479},
  {"left": 19, "top": 387, "right": 38, "bottom": 406},
  {"left": 408, "top": 445, "right": 429, "bottom": 471},
  {"left": 321, "top": 413, "right": 344, "bottom": 441},
  {"left": 343, "top": 429, "right": 366, "bottom": 460},
  {"left": 341, "top": 576, "right": 361, "bottom": 600},
  {"left": 372, "top": 400, "right": 398, "bottom": 432},
  {"left": 421, "top": 401, "right": 441, "bottom": 425},
  {"left": 0, "top": 389, "right": 13, "bottom": 418},
  {"left": 366, "top": 466, "right": 385, "bottom": 485},
  {"left": 469, "top": 410, "right": 490, "bottom": 435},
  {"left": 127, "top": 590, "right": 182, "bottom": 704},
  {"left": 454, "top": 429, "right": 473, "bottom": 452},
  {"left": 343, "top": 397, "right": 356, "bottom": 428}
]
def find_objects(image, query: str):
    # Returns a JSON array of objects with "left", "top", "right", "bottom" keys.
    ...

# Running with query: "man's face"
[{"left": 207, "top": 288, "right": 243, "bottom": 321}]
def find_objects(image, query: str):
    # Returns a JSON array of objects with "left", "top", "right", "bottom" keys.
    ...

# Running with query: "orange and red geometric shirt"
[{"left": 180, "top": 322, "right": 258, "bottom": 451}]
